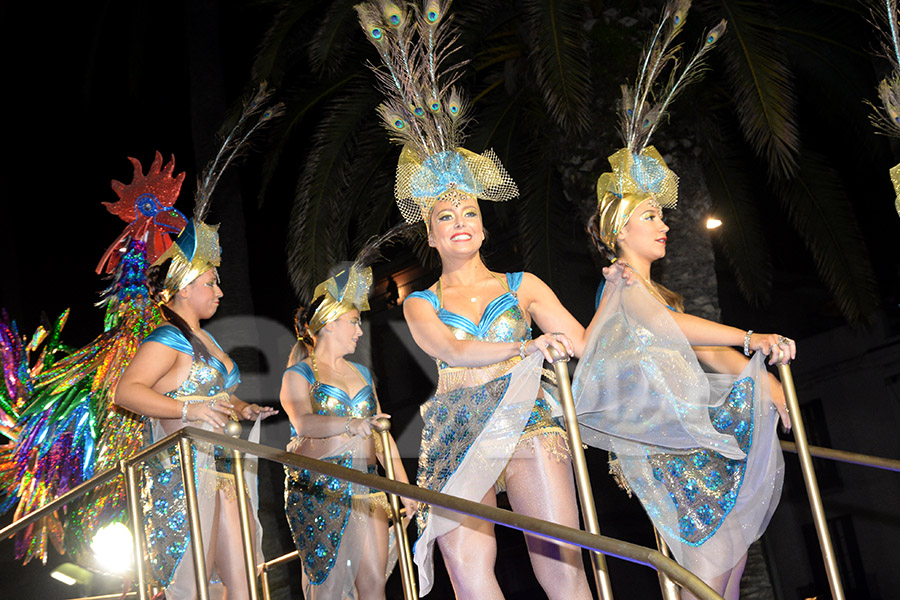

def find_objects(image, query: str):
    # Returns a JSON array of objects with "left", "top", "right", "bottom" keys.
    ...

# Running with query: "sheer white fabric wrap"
[
  {"left": 151, "top": 418, "right": 264, "bottom": 600},
  {"left": 573, "top": 280, "right": 784, "bottom": 577},
  {"left": 415, "top": 351, "right": 544, "bottom": 596},
  {"left": 287, "top": 434, "right": 398, "bottom": 600},
  {"left": 574, "top": 281, "right": 744, "bottom": 459}
]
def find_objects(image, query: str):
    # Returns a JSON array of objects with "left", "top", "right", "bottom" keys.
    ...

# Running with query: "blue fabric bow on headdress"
[{"left": 409, "top": 151, "right": 481, "bottom": 198}]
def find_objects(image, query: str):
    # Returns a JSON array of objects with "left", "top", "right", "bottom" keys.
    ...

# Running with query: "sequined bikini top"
[
  {"left": 144, "top": 325, "right": 240, "bottom": 400},
  {"left": 408, "top": 272, "right": 530, "bottom": 345},
  {"left": 286, "top": 361, "right": 377, "bottom": 424},
  {"left": 407, "top": 273, "right": 531, "bottom": 387}
]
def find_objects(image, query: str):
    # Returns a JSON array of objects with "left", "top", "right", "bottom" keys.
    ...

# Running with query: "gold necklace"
[
  {"left": 440, "top": 275, "right": 487, "bottom": 303},
  {"left": 621, "top": 262, "right": 670, "bottom": 307}
]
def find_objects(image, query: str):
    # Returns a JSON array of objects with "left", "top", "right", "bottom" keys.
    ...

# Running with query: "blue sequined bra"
[
  {"left": 144, "top": 325, "right": 241, "bottom": 397},
  {"left": 407, "top": 272, "right": 530, "bottom": 357},
  {"left": 285, "top": 361, "right": 377, "bottom": 436}
]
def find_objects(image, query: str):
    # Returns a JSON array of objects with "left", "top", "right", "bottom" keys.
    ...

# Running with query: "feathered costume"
[
  {"left": 869, "top": 0, "right": 900, "bottom": 215},
  {"left": 572, "top": 1, "right": 784, "bottom": 580},
  {"left": 0, "top": 152, "right": 187, "bottom": 565},
  {"left": 354, "top": 2, "right": 565, "bottom": 595}
]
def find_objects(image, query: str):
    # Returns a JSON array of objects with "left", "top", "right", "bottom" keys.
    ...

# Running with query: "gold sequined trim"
[
  {"left": 517, "top": 427, "right": 570, "bottom": 460},
  {"left": 608, "top": 456, "right": 633, "bottom": 497},
  {"left": 436, "top": 356, "right": 520, "bottom": 394},
  {"left": 212, "top": 471, "right": 252, "bottom": 502}
]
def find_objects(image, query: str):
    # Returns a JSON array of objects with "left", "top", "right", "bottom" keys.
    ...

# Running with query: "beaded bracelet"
[
  {"left": 345, "top": 418, "right": 353, "bottom": 436},
  {"left": 182, "top": 401, "right": 190, "bottom": 423},
  {"left": 743, "top": 330, "right": 754, "bottom": 357},
  {"left": 518, "top": 340, "right": 528, "bottom": 360}
]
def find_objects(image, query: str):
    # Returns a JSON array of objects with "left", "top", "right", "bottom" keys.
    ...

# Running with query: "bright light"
[
  {"left": 706, "top": 217, "right": 722, "bottom": 229},
  {"left": 50, "top": 563, "right": 93, "bottom": 586},
  {"left": 91, "top": 522, "right": 134, "bottom": 574},
  {"left": 50, "top": 571, "right": 77, "bottom": 586}
]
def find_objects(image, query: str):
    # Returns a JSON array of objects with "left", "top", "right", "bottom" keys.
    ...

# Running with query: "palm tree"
[{"left": 247, "top": 0, "right": 883, "bottom": 325}]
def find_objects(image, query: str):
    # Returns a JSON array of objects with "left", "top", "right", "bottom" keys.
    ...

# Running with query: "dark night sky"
[{"left": 3, "top": 1, "right": 900, "bottom": 598}]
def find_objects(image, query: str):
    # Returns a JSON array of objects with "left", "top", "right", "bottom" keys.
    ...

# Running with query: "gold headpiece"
[
  {"left": 595, "top": 147, "right": 678, "bottom": 252},
  {"left": 595, "top": 2, "right": 726, "bottom": 253},
  {"left": 355, "top": 2, "right": 518, "bottom": 229},
  {"left": 153, "top": 219, "right": 221, "bottom": 294},
  {"left": 395, "top": 146, "right": 518, "bottom": 225},
  {"left": 308, "top": 263, "right": 373, "bottom": 334}
]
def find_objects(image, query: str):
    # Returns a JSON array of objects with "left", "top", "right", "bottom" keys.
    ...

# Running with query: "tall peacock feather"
[
  {"left": 595, "top": 0, "right": 726, "bottom": 253},
  {"left": 868, "top": 0, "right": 900, "bottom": 216},
  {"left": 354, "top": 0, "right": 518, "bottom": 229}
]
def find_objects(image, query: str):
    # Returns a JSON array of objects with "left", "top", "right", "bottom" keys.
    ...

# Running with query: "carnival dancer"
[
  {"left": 114, "top": 90, "right": 281, "bottom": 599},
  {"left": 354, "top": 3, "right": 593, "bottom": 598},
  {"left": 281, "top": 261, "right": 416, "bottom": 600},
  {"left": 572, "top": 5, "right": 791, "bottom": 598}
]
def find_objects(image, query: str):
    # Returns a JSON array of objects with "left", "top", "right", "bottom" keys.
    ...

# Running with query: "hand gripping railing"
[{"left": 0, "top": 426, "right": 726, "bottom": 600}]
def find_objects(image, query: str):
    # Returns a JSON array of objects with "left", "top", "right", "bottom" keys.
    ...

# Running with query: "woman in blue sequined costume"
[
  {"left": 404, "top": 196, "right": 594, "bottom": 600},
  {"left": 115, "top": 221, "right": 275, "bottom": 600},
  {"left": 281, "top": 264, "right": 415, "bottom": 600},
  {"left": 574, "top": 153, "right": 794, "bottom": 598}
]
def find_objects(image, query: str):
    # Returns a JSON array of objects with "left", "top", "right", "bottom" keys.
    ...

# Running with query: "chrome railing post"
[
  {"left": 178, "top": 436, "right": 210, "bottom": 600},
  {"left": 778, "top": 364, "right": 845, "bottom": 600},
  {"left": 260, "top": 564, "right": 271, "bottom": 600},
  {"left": 123, "top": 461, "right": 149, "bottom": 600},
  {"left": 227, "top": 421, "right": 260, "bottom": 600},
  {"left": 373, "top": 418, "right": 417, "bottom": 600},
  {"left": 547, "top": 347, "right": 615, "bottom": 600}
]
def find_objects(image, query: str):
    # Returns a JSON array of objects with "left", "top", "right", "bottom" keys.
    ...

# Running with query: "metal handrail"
[
  {"left": 186, "top": 428, "right": 722, "bottom": 598},
  {"left": 0, "top": 426, "right": 724, "bottom": 600},
  {"left": 9, "top": 413, "right": 899, "bottom": 600},
  {"left": 780, "top": 440, "right": 900, "bottom": 472}
]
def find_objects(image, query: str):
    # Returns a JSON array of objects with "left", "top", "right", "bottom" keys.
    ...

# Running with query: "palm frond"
[
  {"left": 515, "top": 137, "right": 569, "bottom": 286},
  {"left": 286, "top": 86, "right": 383, "bottom": 301},
  {"left": 716, "top": 0, "right": 799, "bottom": 179},
  {"left": 774, "top": 152, "right": 878, "bottom": 322},
  {"left": 519, "top": 0, "right": 593, "bottom": 136},
  {"left": 702, "top": 141, "right": 772, "bottom": 305},
  {"left": 255, "top": 74, "right": 358, "bottom": 206},
  {"left": 251, "top": 2, "right": 318, "bottom": 84},
  {"left": 308, "top": 0, "right": 366, "bottom": 75}
]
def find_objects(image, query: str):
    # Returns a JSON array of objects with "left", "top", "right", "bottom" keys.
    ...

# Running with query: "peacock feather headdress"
[
  {"left": 596, "top": 0, "right": 726, "bottom": 253},
  {"left": 355, "top": 0, "right": 518, "bottom": 228}
]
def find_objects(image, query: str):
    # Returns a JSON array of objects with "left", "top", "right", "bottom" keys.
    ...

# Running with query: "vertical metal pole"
[
  {"left": 178, "top": 436, "right": 210, "bottom": 600},
  {"left": 777, "top": 364, "right": 845, "bottom": 600},
  {"left": 123, "top": 461, "right": 149, "bottom": 600},
  {"left": 653, "top": 528, "right": 681, "bottom": 600},
  {"left": 260, "top": 564, "right": 271, "bottom": 600},
  {"left": 228, "top": 422, "right": 260, "bottom": 600},
  {"left": 373, "top": 418, "right": 417, "bottom": 600},
  {"left": 548, "top": 347, "right": 615, "bottom": 600}
]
